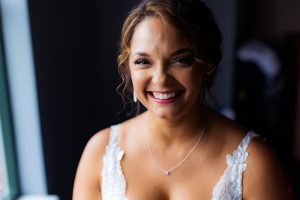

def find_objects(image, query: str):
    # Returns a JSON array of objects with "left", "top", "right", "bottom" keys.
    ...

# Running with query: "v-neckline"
[
  {"left": 102, "top": 125, "right": 257, "bottom": 200},
  {"left": 116, "top": 147, "right": 230, "bottom": 200}
]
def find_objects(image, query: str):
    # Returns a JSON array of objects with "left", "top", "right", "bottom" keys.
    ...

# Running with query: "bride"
[{"left": 73, "top": 0, "right": 288, "bottom": 199}]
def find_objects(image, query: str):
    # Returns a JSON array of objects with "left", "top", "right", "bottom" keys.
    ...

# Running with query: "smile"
[
  {"left": 152, "top": 92, "right": 177, "bottom": 100},
  {"left": 148, "top": 91, "right": 183, "bottom": 104}
]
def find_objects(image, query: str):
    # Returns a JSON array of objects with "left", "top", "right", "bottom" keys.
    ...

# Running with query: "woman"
[{"left": 73, "top": 0, "right": 288, "bottom": 199}]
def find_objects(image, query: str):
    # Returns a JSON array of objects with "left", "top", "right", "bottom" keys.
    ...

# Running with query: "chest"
[
  {"left": 101, "top": 149, "right": 244, "bottom": 200},
  {"left": 123, "top": 154, "right": 226, "bottom": 199},
  {"left": 124, "top": 178, "right": 218, "bottom": 200},
  {"left": 101, "top": 126, "right": 254, "bottom": 200}
]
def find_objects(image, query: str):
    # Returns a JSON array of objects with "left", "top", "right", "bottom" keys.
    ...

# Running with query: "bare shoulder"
[
  {"left": 209, "top": 110, "right": 289, "bottom": 199},
  {"left": 243, "top": 137, "right": 289, "bottom": 199},
  {"left": 209, "top": 110, "right": 249, "bottom": 149},
  {"left": 73, "top": 127, "right": 111, "bottom": 200}
]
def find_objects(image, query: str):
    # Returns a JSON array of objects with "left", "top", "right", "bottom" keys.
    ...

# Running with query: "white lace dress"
[{"left": 101, "top": 125, "right": 259, "bottom": 200}]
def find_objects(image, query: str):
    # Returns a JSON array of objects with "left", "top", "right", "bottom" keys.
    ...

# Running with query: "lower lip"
[{"left": 148, "top": 93, "right": 181, "bottom": 105}]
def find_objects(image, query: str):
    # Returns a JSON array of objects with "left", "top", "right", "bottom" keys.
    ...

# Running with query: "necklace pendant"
[{"left": 146, "top": 123, "right": 206, "bottom": 178}]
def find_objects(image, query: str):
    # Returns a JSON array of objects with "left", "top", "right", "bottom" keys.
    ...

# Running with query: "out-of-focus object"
[
  {"left": 237, "top": 40, "right": 281, "bottom": 79},
  {"left": 219, "top": 107, "right": 236, "bottom": 120},
  {"left": 234, "top": 39, "right": 285, "bottom": 161},
  {"left": 0, "top": 119, "right": 9, "bottom": 199},
  {"left": 17, "top": 195, "right": 59, "bottom": 200},
  {"left": 235, "top": 40, "right": 283, "bottom": 130}
]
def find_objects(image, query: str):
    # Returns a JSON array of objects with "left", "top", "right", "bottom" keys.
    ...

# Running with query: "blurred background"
[{"left": 0, "top": 0, "right": 299, "bottom": 199}]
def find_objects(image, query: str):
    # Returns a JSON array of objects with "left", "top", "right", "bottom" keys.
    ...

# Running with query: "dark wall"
[
  {"left": 234, "top": 1, "right": 300, "bottom": 197},
  {"left": 28, "top": 0, "right": 137, "bottom": 199}
]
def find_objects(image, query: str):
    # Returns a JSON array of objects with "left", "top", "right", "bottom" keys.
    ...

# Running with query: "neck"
[{"left": 144, "top": 104, "right": 207, "bottom": 147}]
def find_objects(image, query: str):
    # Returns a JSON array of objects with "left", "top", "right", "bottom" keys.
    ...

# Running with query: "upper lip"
[{"left": 147, "top": 90, "right": 182, "bottom": 93}]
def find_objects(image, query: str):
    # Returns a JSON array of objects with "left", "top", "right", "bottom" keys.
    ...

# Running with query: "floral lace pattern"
[
  {"left": 101, "top": 125, "right": 259, "bottom": 200},
  {"left": 102, "top": 125, "right": 129, "bottom": 200},
  {"left": 211, "top": 132, "right": 259, "bottom": 200}
]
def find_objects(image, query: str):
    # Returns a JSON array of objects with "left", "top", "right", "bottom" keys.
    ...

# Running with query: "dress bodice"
[{"left": 101, "top": 125, "right": 259, "bottom": 200}]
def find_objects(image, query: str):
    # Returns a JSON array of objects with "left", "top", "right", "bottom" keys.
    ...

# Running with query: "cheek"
[
  {"left": 192, "top": 72, "right": 204, "bottom": 88},
  {"left": 130, "top": 70, "right": 149, "bottom": 91},
  {"left": 178, "top": 68, "right": 205, "bottom": 91}
]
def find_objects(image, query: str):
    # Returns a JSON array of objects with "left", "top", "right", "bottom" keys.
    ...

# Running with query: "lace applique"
[
  {"left": 211, "top": 132, "right": 259, "bottom": 200},
  {"left": 101, "top": 125, "right": 129, "bottom": 200}
]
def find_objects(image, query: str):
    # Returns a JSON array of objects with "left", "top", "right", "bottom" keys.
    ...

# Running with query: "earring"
[
  {"left": 206, "top": 64, "right": 216, "bottom": 76},
  {"left": 133, "top": 92, "right": 137, "bottom": 102}
]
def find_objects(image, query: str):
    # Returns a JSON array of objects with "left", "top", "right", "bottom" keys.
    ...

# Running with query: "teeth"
[{"left": 152, "top": 92, "right": 177, "bottom": 100}]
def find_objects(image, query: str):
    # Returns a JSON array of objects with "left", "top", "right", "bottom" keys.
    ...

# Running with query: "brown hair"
[{"left": 117, "top": 0, "right": 222, "bottom": 111}]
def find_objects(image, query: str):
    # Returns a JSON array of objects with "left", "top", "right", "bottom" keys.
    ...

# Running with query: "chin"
[{"left": 151, "top": 107, "right": 185, "bottom": 121}]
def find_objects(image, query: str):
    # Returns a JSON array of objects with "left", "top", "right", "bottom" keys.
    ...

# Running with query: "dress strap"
[
  {"left": 226, "top": 131, "right": 260, "bottom": 166},
  {"left": 105, "top": 124, "right": 124, "bottom": 162},
  {"left": 237, "top": 131, "right": 259, "bottom": 154},
  {"left": 212, "top": 131, "right": 260, "bottom": 200},
  {"left": 101, "top": 124, "right": 129, "bottom": 200},
  {"left": 108, "top": 124, "right": 121, "bottom": 146}
]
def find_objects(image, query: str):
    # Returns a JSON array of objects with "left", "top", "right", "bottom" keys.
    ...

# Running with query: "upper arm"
[
  {"left": 73, "top": 128, "right": 110, "bottom": 200},
  {"left": 243, "top": 138, "right": 289, "bottom": 200}
]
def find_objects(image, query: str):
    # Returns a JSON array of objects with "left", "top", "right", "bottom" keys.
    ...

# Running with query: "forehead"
[{"left": 130, "top": 17, "right": 190, "bottom": 54}]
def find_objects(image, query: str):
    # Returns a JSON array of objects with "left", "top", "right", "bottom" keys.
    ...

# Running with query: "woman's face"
[{"left": 129, "top": 17, "right": 204, "bottom": 120}]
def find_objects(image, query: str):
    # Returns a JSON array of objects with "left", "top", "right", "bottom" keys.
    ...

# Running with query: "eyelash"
[
  {"left": 173, "top": 57, "right": 195, "bottom": 66},
  {"left": 133, "top": 56, "right": 195, "bottom": 67},
  {"left": 134, "top": 59, "right": 151, "bottom": 65}
]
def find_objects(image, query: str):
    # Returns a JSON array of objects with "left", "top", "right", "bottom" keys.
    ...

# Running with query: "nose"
[{"left": 152, "top": 65, "right": 172, "bottom": 86}]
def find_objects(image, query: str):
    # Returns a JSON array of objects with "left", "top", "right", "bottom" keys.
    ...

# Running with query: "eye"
[
  {"left": 134, "top": 59, "right": 151, "bottom": 65},
  {"left": 173, "top": 56, "right": 195, "bottom": 66}
]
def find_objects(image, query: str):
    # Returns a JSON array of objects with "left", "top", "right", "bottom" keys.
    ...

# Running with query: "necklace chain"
[{"left": 145, "top": 125, "right": 206, "bottom": 176}]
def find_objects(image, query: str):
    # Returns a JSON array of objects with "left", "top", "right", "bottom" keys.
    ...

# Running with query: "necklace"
[{"left": 145, "top": 124, "right": 206, "bottom": 176}]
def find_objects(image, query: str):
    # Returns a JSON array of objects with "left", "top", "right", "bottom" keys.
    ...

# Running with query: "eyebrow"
[
  {"left": 170, "top": 48, "right": 193, "bottom": 57},
  {"left": 132, "top": 48, "right": 193, "bottom": 57},
  {"left": 132, "top": 52, "right": 150, "bottom": 57}
]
